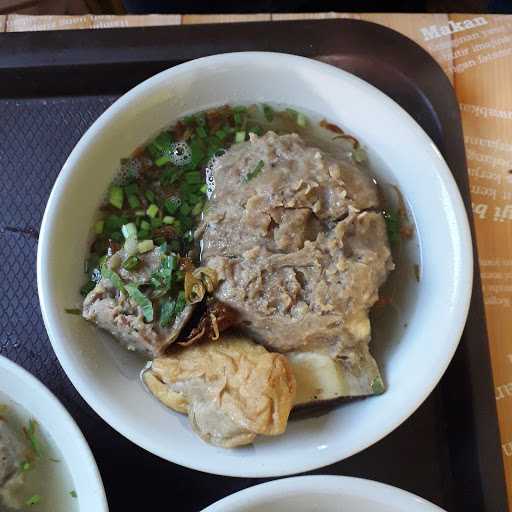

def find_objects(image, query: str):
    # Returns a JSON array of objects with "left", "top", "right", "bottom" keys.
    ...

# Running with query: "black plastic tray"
[{"left": 0, "top": 19, "right": 507, "bottom": 512}]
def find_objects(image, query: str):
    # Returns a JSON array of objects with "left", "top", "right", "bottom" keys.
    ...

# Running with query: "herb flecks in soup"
[{"left": 0, "top": 397, "right": 77, "bottom": 512}]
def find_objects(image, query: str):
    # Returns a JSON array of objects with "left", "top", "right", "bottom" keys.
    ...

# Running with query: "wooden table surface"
[{"left": 3, "top": 10, "right": 512, "bottom": 508}]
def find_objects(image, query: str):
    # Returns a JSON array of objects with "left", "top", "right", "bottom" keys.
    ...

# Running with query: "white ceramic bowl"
[
  {"left": 37, "top": 52, "right": 472, "bottom": 477},
  {"left": 201, "top": 476, "right": 446, "bottom": 512},
  {"left": 0, "top": 355, "right": 108, "bottom": 511}
]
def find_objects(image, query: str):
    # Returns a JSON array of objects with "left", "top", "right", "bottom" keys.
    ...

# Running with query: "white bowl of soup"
[
  {"left": 37, "top": 52, "right": 472, "bottom": 477},
  {"left": 201, "top": 475, "right": 446, "bottom": 512},
  {"left": 0, "top": 355, "right": 107, "bottom": 511}
]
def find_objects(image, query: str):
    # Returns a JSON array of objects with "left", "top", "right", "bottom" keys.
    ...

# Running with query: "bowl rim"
[
  {"left": 37, "top": 51, "right": 473, "bottom": 477},
  {"left": 0, "top": 355, "right": 108, "bottom": 511},
  {"left": 200, "top": 475, "right": 446, "bottom": 511}
]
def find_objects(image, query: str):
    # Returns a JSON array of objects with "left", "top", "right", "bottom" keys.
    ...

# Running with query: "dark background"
[{"left": 120, "top": 0, "right": 511, "bottom": 14}]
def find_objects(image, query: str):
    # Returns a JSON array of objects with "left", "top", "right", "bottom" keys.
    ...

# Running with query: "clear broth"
[{"left": 0, "top": 391, "right": 78, "bottom": 512}]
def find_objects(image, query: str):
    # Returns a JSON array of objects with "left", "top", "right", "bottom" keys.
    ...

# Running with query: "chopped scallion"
[
  {"left": 23, "top": 420, "right": 42, "bottom": 458},
  {"left": 151, "top": 217, "right": 163, "bottom": 229},
  {"left": 140, "top": 220, "right": 151, "bottom": 231},
  {"left": 155, "top": 155, "right": 171, "bottom": 167},
  {"left": 244, "top": 160, "right": 265, "bottom": 182},
  {"left": 235, "top": 131, "right": 246, "bottom": 143},
  {"left": 100, "top": 265, "right": 125, "bottom": 293},
  {"left": 122, "top": 255, "right": 140, "bottom": 271},
  {"left": 64, "top": 308, "right": 81, "bottom": 315},
  {"left": 145, "top": 190, "right": 155, "bottom": 203},
  {"left": 127, "top": 194, "right": 141, "bottom": 209},
  {"left": 159, "top": 299, "right": 176, "bottom": 327},
  {"left": 109, "top": 186, "right": 124, "bottom": 210},
  {"left": 297, "top": 112, "right": 307, "bottom": 127},
  {"left": 25, "top": 495, "right": 41, "bottom": 506},
  {"left": 175, "top": 290, "right": 187, "bottom": 313},
  {"left": 163, "top": 216, "right": 175, "bottom": 225},
  {"left": 125, "top": 284, "right": 154, "bottom": 322},
  {"left": 121, "top": 222, "right": 137, "bottom": 240},
  {"left": 185, "top": 172, "right": 202, "bottom": 184},
  {"left": 124, "top": 183, "right": 139, "bottom": 195},
  {"left": 138, "top": 239, "right": 154, "bottom": 253},
  {"left": 179, "top": 203, "right": 191, "bottom": 216},
  {"left": 262, "top": 104, "right": 274, "bottom": 122},
  {"left": 192, "top": 201, "right": 203, "bottom": 216},
  {"left": 94, "top": 220, "right": 104, "bottom": 235},
  {"left": 215, "top": 128, "right": 226, "bottom": 140},
  {"left": 164, "top": 197, "right": 181, "bottom": 215},
  {"left": 70, "top": 490, "right": 77, "bottom": 498},
  {"left": 146, "top": 204, "right": 159, "bottom": 218}
]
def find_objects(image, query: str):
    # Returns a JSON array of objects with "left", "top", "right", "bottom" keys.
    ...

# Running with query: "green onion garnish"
[
  {"left": 196, "top": 126, "right": 208, "bottom": 138},
  {"left": 371, "top": 376, "right": 385, "bottom": 394},
  {"left": 25, "top": 495, "right": 41, "bottom": 506},
  {"left": 215, "top": 128, "right": 227, "bottom": 140},
  {"left": 23, "top": 420, "right": 42, "bottom": 458},
  {"left": 127, "top": 194, "right": 141, "bottom": 209},
  {"left": 124, "top": 183, "right": 139, "bottom": 195},
  {"left": 164, "top": 197, "right": 181, "bottom": 215},
  {"left": 192, "top": 202, "right": 203, "bottom": 216},
  {"left": 20, "top": 461, "right": 31, "bottom": 472},
  {"left": 64, "top": 308, "right": 81, "bottom": 315},
  {"left": 383, "top": 210, "right": 401, "bottom": 244},
  {"left": 94, "top": 220, "right": 104, "bottom": 235},
  {"left": 155, "top": 155, "right": 171, "bottom": 167},
  {"left": 140, "top": 220, "right": 151, "bottom": 232},
  {"left": 100, "top": 265, "right": 125, "bottom": 293},
  {"left": 297, "top": 112, "right": 307, "bottom": 127},
  {"left": 199, "top": 184, "right": 207, "bottom": 194},
  {"left": 122, "top": 255, "right": 140, "bottom": 271},
  {"left": 235, "top": 131, "right": 246, "bottom": 143},
  {"left": 137, "top": 239, "right": 154, "bottom": 254},
  {"left": 125, "top": 283, "right": 153, "bottom": 322},
  {"left": 190, "top": 139, "right": 205, "bottom": 167},
  {"left": 70, "top": 490, "right": 77, "bottom": 498},
  {"left": 179, "top": 203, "right": 191, "bottom": 216},
  {"left": 175, "top": 290, "right": 187, "bottom": 314},
  {"left": 163, "top": 216, "right": 175, "bottom": 225},
  {"left": 248, "top": 125, "right": 263, "bottom": 136},
  {"left": 185, "top": 172, "right": 202, "bottom": 184},
  {"left": 244, "top": 160, "right": 264, "bottom": 182},
  {"left": 145, "top": 190, "right": 155, "bottom": 202},
  {"left": 109, "top": 186, "right": 124, "bottom": 210},
  {"left": 150, "top": 217, "right": 163, "bottom": 229},
  {"left": 159, "top": 299, "right": 176, "bottom": 327},
  {"left": 262, "top": 104, "right": 274, "bottom": 122},
  {"left": 121, "top": 222, "right": 137, "bottom": 239},
  {"left": 146, "top": 204, "right": 159, "bottom": 218}
]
